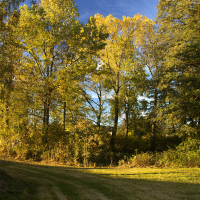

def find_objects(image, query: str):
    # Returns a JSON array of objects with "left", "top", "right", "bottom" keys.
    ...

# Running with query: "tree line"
[{"left": 0, "top": 0, "right": 199, "bottom": 166}]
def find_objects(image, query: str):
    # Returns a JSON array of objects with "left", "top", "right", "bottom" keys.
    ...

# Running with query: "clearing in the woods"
[{"left": 0, "top": 160, "right": 200, "bottom": 200}]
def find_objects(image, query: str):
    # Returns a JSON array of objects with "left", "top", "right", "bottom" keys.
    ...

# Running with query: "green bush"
[{"left": 118, "top": 139, "right": 200, "bottom": 168}]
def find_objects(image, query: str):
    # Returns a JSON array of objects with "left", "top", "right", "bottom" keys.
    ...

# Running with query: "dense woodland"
[{"left": 0, "top": 0, "right": 200, "bottom": 167}]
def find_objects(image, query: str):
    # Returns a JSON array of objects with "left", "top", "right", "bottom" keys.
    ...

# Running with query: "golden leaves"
[{"left": 94, "top": 13, "right": 151, "bottom": 70}]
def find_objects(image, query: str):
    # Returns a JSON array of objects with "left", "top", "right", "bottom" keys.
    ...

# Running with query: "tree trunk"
[
  {"left": 43, "top": 94, "right": 50, "bottom": 145},
  {"left": 111, "top": 93, "right": 119, "bottom": 151},
  {"left": 97, "top": 86, "right": 102, "bottom": 128},
  {"left": 43, "top": 63, "right": 53, "bottom": 145},
  {"left": 151, "top": 89, "right": 157, "bottom": 152},
  {"left": 151, "top": 121, "right": 156, "bottom": 152},
  {"left": 111, "top": 75, "right": 120, "bottom": 151},
  {"left": 5, "top": 99, "right": 10, "bottom": 128},
  {"left": 125, "top": 99, "right": 129, "bottom": 138},
  {"left": 63, "top": 101, "right": 66, "bottom": 131}
]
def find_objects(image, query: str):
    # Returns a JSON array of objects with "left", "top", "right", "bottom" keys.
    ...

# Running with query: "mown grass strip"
[{"left": 0, "top": 160, "right": 200, "bottom": 200}]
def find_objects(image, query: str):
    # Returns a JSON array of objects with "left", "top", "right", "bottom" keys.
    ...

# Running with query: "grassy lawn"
[{"left": 0, "top": 160, "right": 200, "bottom": 200}]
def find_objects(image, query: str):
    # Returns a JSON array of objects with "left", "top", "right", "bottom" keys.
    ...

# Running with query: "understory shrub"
[{"left": 118, "top": 139, "right": 200, "bottom": 167}]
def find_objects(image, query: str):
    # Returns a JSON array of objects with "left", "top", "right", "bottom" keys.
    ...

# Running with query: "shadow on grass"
[
  {"left": 0, "top": 167, "right": 39, "bottom": 200},
  {"left": 0, "top": 160, "right": 200, "bottom": 200}
]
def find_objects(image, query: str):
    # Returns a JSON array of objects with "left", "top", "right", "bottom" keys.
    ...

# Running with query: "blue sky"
[
  {"left": 75, "top": 0, "right": 159, "bottom": 23},
  {"left": 22, "top": 0, "right": 158, "bottom": 22}
]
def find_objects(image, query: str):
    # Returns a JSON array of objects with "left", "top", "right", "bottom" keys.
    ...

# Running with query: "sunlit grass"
[{"left": 78, "top": 167, "right": 200, "bottom": 184}]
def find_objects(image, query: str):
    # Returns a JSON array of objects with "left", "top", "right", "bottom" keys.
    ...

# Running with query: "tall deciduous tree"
[
  {"left": 94, "top": 14, "right": 147, "bottom": 150},
  {"left": 136, "top": 17, "right": 165, "bottom": 151},
  {"left": 156, "top": 0, "right": 200, "bottom": 139},
  {"left": 15, "top": 0, "right": 79, "bottom": 145},
  {"left": 14, "top": 0, "right": 108, "bottom": 147},
  {"left": 0, "top": 0, "right": 25, "bottom": 149}
]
